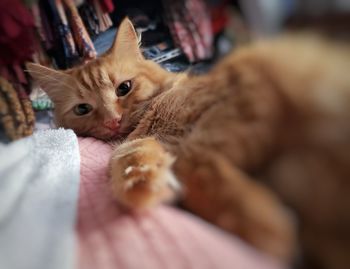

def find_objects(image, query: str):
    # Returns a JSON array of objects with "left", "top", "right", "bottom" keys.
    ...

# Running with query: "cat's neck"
[
  {"left": 142, "top": 60, "right": 187, "bottom": 94},
  {"left": 119, "top": 63, "right": 187, "bottom": 135}
]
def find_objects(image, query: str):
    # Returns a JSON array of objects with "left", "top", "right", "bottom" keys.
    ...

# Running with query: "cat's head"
[{"left": 27, "top": 18, "right": 175, "bottom": 140}]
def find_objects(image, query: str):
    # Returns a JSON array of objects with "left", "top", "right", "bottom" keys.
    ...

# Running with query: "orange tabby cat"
[{"left": 27, "top": 18, "right": 350, "bottom": 269}]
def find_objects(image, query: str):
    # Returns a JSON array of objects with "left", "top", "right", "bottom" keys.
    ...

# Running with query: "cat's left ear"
[
  {"left": 108, "top": 17, "right": 143, "bottom": 61},
  {"left": 25, "top": 62, "right": 71, "bottom": 102}
]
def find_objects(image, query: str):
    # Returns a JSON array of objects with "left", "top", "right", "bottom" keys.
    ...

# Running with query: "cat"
[{"left": 27, "top": 18, "right": 350, "bottom": 269}]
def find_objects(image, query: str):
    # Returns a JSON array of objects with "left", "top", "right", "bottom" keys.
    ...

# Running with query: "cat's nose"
[{"left": 104, "top": 118, "right": 120, "bottom": 130}]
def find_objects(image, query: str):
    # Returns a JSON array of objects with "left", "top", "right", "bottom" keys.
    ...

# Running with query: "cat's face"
[{"left": 27, "top": 18, "right": 172, "bottom": 140}]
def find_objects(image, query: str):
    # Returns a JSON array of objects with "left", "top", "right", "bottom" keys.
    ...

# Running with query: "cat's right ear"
[
  {"left": 26, "top": 63, "right": 68, "bottom": 101},
  {"left": 108, "top": 17, "right": 143, "bottom": 61}
]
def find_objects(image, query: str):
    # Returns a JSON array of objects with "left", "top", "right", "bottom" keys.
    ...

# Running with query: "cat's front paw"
[{"left": 110, "top": 138, "right": 179, "bottom": 209}]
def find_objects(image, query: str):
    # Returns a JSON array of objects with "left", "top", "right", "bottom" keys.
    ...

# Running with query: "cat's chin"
[
  {"left": 103, "top": 133, "right": 122, "bottom": 141},
  {"left": 86, "top": 129, "right": 122, "bottom": 141}
]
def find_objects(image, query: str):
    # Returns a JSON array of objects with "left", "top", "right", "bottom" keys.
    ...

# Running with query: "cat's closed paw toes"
[
  {"left": 110, "top": 138, "right": 180, "bottom": 209},
  {"left": 122, "top": 164, "right": 161, "bottom": 192}
]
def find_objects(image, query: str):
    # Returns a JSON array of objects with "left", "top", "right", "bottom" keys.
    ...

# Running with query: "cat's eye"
[
  {"left": 73, "top": 103, "right": 93, "bottom": 116},
  {"left": 116, "top": 80, "right": 132, "bottom": 97}
]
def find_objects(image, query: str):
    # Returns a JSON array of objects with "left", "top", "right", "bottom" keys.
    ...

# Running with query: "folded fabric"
[
  {"left": 0, "top": 129, "right": 80, "bottom": 269},
  {"left": 77, "top": 137, "right": 285, "bottom": 269}
]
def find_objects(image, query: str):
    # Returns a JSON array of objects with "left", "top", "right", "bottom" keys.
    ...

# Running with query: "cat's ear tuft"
[
  {"left": 109, "top": 17, "right": 143, "bottom": 60},
  {"left": 25, "top": 63, "right": 68, "bottom": 100}
]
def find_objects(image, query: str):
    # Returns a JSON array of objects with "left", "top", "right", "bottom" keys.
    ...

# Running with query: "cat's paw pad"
[{"left": 110, "top": 138, "right": 179, "bottom": 209}]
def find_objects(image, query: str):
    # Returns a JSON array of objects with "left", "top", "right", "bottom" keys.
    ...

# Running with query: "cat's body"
[
  {"left": 120, "top": 36, "right": 350, "bottom": 269},
  {"left": 28, "top": 19, "right": 350, "bottom": 269}
]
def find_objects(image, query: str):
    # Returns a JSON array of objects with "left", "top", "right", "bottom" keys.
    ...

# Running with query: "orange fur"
[{"left": 27, "top": 18, "right": 350, "bottom": 269}]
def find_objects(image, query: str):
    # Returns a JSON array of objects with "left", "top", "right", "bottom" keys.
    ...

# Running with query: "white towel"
[{"left": 0, "top": 129, "right": 80, "bottom": 269}]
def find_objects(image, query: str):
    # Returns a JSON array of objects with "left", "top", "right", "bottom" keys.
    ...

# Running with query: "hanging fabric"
[
  {"left": 0, "top": 77, "right": 34, "bottom": 141},
  {"left": 163, "top": 0, "right": 213, "bottom": 63},
  {"left": 92, "top": 0, "right": 113, "bottom": 32},
  {"left": 38, "top": 0, "right": 77, "bottom": 68},
  {"left": 79, "top": 1, "right": 100, "bottom": 38},
  {"left": 98, "top": 0, "right": 114, "bottom": 13},
  {"left": 63, "top": 0, "right": 97, "bottom": 61},
  {"left": 56, "top": 0, "right": 79, "bottom": 61}
]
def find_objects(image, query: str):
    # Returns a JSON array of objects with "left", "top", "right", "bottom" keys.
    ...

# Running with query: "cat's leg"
[
  {"left": 109, "top": 137, "right": 180, "bottom": 209},
  {"left": 174, "top": 149, "right": 297, "bottom": 263}
]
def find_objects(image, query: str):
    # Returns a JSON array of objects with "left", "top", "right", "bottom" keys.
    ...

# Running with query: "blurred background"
[{"left": 1, "top": 0, "right": 350, "bottom": 143}]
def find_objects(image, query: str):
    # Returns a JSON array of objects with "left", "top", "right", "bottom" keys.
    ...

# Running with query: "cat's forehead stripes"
[{"left": 75, "top": 61, "right": 112, "bottom": 93}]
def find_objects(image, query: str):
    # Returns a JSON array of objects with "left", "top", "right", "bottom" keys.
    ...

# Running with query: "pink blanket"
[{"left": 77, "top": 137, "right": 285, "bottom": 269}]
